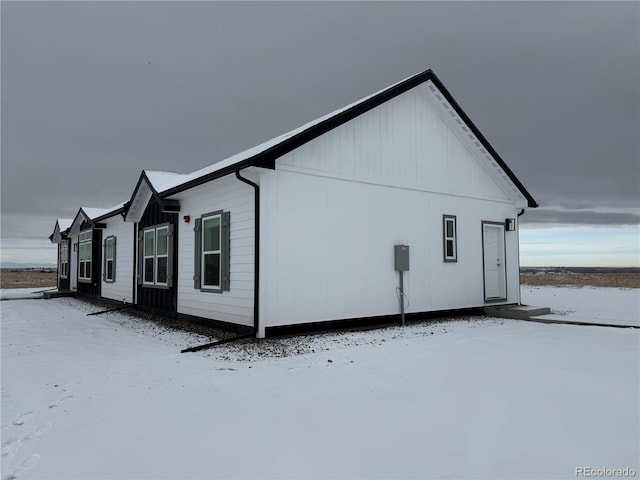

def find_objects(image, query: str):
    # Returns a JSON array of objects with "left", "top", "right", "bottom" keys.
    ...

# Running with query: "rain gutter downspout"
[
  {"left": 517, "top": 208, "right": 525, "bottom": 305},
  {"left": 234, "top": 169, "right": 260, "bottom": 336}
]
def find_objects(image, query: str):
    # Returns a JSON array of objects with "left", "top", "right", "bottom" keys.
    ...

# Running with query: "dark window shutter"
[
  {"left": 193, "top": 218, "right": 202, "bottom": 289},
  {"left": 137, "top": 230, "right": 144, "bottom": 285},
  {"left": 221, "top": 211, "right": 231, "bottom": 291},
  {"left": 102, "top": 239, "right": 107, "bottom": 281},
  {"left": 167, "top": 224, "right": 174, "bottom": 287},
  {"left": 112, "top": 236, "right": 117, "bottom": 282}
]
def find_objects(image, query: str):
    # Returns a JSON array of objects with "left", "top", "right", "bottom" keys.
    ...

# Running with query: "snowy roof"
[
  {"left": 57, "top": 218, "right": 73, "bottom": 232},
  {"left": 49, "top": 218, "right": 74, "bottom": 243},
  {"left": 85, "top": 202, "right": 127, "bottom": 222},
  {"left": 144, "top": 171, "right": 192, "bottom": 194},
  {"left": 145, "top": 72, "right": 420, "bottom": 197},
  {"left": 128, "top": 69, "right": 537, "bottom": 207},
  {"left": 66, "top": 203, "right": 126, "bottom": 235},
  {"left": 81, "top": 207, "right": 113, "bottom": 220}
]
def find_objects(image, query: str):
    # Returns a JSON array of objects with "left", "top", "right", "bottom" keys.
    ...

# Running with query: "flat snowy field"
[{"left": 2, "top": 287, "right": 639, "bottom": 480}]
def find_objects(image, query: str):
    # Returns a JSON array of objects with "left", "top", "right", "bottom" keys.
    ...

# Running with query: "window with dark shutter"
[{"left": 196, "top": 210, "right": 230, "bottom": 293}]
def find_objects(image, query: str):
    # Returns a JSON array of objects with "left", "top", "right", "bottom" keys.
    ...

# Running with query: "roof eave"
[
  {"left": 159, "top": 70, "right": 434, "bottom": 198},
  {"left": 135, "top": 68, "right": 538, "bottom": 209},
  {"left": 124, "top": 171, "right": 159, "bottom": 222},
  {"left": 160, "top": 157, "right": 275, "bottom": 198},
  {"left": 92, "top": 206, "right": 126, "bottom": 223},
  {"left": 427, "top": 72, "right": 538, "bottom": 208}
]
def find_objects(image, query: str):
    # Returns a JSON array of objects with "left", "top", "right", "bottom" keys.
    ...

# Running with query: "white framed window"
[
  {"left": 202, "top": 214, "right": 221, "bottom": 288},
  {"left": 443, "top": 215, "right": 457, "bottom": 262},
  {"left": 78, "top": 230, "right": 92, "bottom": 281},
  {"left": 141, "top": 224, "right": 171, "bottom": 287},
  {"left": 193, "top": 211, "right": 230, "bottom": 292},
  {"left": 60, "top": 240, "right": 69, "bottom": 279},
  {"left": 103, "top": 236, "right": 116, "bottom": 283}
]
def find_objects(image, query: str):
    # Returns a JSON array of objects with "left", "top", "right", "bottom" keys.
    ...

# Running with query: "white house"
[
  {"left": 51, "top": 203, "right": 133, "bottom": 303},
  {"left": 120, "top": 69, "right": 537, "bottom": 338},
  {"left": 50, "top": 218, "right": 73, "bottom": 291}
]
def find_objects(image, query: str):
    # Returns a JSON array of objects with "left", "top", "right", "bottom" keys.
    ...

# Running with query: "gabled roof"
[
  {"left": 68, "top": 203, "right": 126, "bottom": 235},
  {"left": 49, "top": 218, "right": 73, "bottom": 243},
  {"left": 125, "top": 69, "right": 537, "bottom": 210},
  {"left": 124, "top": 171, "right": 190, "bottom": 222}
]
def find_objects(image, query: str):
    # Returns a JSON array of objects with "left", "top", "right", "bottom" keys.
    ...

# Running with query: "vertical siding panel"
[
  {"left": 137, "top": 201, "right": 178, "bottom": 316},
  {"left": 274, "top": 84, "right": 513, "bottom": 203}
]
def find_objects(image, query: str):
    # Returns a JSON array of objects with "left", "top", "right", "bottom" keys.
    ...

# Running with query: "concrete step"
[{"left": 484, "top": 304, "right": 551, "bottom": 320}]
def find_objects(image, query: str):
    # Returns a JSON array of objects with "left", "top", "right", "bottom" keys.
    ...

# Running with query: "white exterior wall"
[
  {"left": 100, "top": 216, "right": 134, "bottom": 303},
  {"left": 258, "top": 84, "right": 523, "bottom": 331},
  {"left": 172, "top": 175, "right": 255, "bottom": 327}
]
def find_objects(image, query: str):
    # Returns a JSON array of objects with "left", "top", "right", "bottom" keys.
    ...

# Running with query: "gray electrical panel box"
[{"left": 394, "top": 245, "right": 410, "bottom": 271}]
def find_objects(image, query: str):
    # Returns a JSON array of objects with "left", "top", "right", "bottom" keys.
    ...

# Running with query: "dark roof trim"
[
  {"left": 92, "top": 206, "right": 125, "bottom": 223},
  {"left": 160, "top": 158, "right": 274, "bottom": 198},
  {"left": 129, "top": 171, "right": 160, "bottom": 203},
  {"left": 427, "top": 72, "right": 538, "bottom": 208},
  {"left": 122, "top": 171, "right": 160, "bottom": 221},
  {"left": 158, "top": 69, "right": 537, "bottom": 207}
]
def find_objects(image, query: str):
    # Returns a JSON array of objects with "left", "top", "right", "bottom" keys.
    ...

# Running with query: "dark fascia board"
[
  {"left": 427, "top": 72, "right": 538, "bottom": 208},
  {"left": 159, "top": 69, "right": 537, "bottom": 207},
  {"left": 91, "top": 206, "right": 125, "bottom": 223},
  {"left": 69, "top": 208, "right": 89, "bottom": 233},
  {"left": 160, "top": 158, "right": 273, "bottom": 198},
  {"left": 71, "top": 207, "right": 123, "bottom": 230},
  {"left": 50, "top": 220, "right": 69, "bottom": 243},
  {"left": 122, "top": 171, "right": 161, "bottom": 220}
]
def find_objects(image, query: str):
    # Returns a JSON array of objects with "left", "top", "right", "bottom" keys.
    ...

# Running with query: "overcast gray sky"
[{"left": 1, "top": 1, "right": 639, "bottom": 266}]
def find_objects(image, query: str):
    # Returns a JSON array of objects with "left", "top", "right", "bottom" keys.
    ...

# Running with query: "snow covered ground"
[
  {"left": 521, "top": 285, "right": 640, "bottom": 327},
  {"left": 1, "top": 287, "right": 639, "bottom": 479}
]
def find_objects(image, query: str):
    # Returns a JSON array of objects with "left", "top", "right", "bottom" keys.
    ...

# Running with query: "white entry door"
[{"left": 482, "top": 222, "right": 506, "bottom": 301}]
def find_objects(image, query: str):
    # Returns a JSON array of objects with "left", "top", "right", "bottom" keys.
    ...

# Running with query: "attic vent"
[
  {"left": 456, "top": 119, "right": 463, "bottom": 125},
  {"left": 474, "top": 141, "right": 481, "bottom": 147},
  {"left": 467, "top": 133, "right": 474, "bottom": 140},
  {"left": 462, "top": 126, "right": 468, "bottom": 132},
  {"left": 480, "top": 148, "right": 487, "bottom": 154},
  {"left": 448, "top": 110, "right": 456, "bottom": 117}
]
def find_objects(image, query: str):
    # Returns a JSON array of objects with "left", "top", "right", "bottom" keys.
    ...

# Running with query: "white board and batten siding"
[
  {"left": 100, "top": 216, "right": 134, "bottom": 304},
  {"left": 170, "top": 175, "right": 255, "bottom": 327},
  {"left": 258, "top": 83, "right": 521, "bottom": 332}
]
